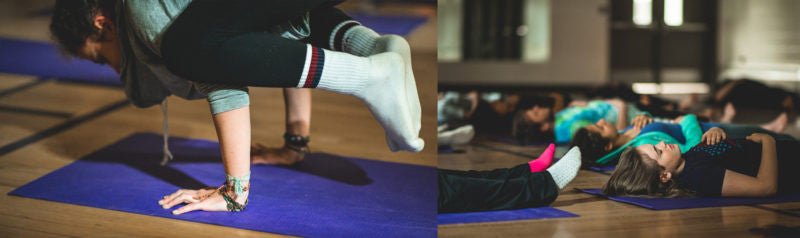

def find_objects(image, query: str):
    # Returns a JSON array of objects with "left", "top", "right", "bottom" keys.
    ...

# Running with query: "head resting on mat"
[
  {"left": 50, "top": 0, "right": 121, "bottom": 73},
  {"left": 603, "top": 144, "right": 693, "bottom": 198},
  {"left": 512, "top": 106, "right": 554, "bottom": 144},
  {"left": 570, "top": 119, "right": 616, "bottom": 167}
]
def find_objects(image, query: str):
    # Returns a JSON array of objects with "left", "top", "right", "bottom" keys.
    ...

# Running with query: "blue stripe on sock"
[{"left": 310, "top": 48, "right": 325, "bottom": 88}]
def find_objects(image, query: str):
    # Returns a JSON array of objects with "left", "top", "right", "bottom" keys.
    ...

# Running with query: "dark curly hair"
[
  {"left": 50, "top": 0, "right": 117, "bottom": 57},
  {"left": 570, "top": 127, "right": 611, "bottom": 168},
  {"left": 511, "top": 110, "right": 554, "bottom": 144}
]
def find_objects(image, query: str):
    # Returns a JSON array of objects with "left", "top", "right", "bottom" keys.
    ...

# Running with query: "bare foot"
[
  {"left": 721, "top": 103, "right": 736, "bottom": 123},
  {"left": 250, "top": 143, "right": 304, "bottom": 165},
  {"left": 761, "top": 112, "right": 788, "bottom": 133}
]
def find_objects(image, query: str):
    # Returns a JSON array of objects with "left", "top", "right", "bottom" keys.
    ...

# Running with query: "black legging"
[
  {"left": 438, "top": 164, "right": 559, "bottom": 213},
  {"left": 161, "top": 0, "right": 351, "bottom": 87}
]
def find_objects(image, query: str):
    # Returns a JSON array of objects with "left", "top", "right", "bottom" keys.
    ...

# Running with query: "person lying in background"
[
  {"left": 551, "top": 98, "right": 676, "bottom": 144},
  {"left": 604, "top": 131, "right": 800, "bottom": 198},
  {"left": 701, "top": 78, "right": 798, "bottom": 133},
  {"left": 438, "top": 91, "right": 567, "bottom": 146}
]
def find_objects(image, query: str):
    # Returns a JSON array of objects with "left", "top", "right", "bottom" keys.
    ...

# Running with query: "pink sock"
[{"left": 528, "top": 143, "right": 555, "bottom": 172}]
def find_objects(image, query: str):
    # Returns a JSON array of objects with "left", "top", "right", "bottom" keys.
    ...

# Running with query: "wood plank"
[
  {"left": 0, "top": 80, "right": 125, "bottom": 116},
  {"left": 0, "top": 74, "right": 36, "bottom": 91}
]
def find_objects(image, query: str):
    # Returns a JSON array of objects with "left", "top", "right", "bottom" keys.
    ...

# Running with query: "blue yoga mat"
[
  {"left": 587, "top": 165, "right": 616, "bottom": 172},
  {"left": 351, "top": 14, "right": 427, "bottom": 35},
  {"left": 438, "top": 207, "right": 578, "bottom": 225},
  {"left": 9, "top": 133, "right": 436, "bottom": 237},
  {"left": 0, "top": 38, "right": 121, "bottom": 86},
  {"left": 579, "top": 189, "right": 800, "bottom": 210}
]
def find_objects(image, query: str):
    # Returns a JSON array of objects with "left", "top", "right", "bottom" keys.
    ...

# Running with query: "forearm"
[
  {"left": 212, "top": 106, "right": 252, "bottom": 178},
  {"left": 756, "top": 139, "right": 778, "bottom": 193},
  {"left": 283, "top": 88, "right": 311, "bottom": 136},
  {"left": 615, "top": 102, "right": 628, "bottom": 130}
]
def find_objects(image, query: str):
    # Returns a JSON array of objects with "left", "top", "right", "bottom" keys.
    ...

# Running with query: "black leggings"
[
  {"left": 161, "top": 0, "right": 354, "bottom": 87},
  {"left": 438, "top": 164, "right": 559, "bottom": 213}
]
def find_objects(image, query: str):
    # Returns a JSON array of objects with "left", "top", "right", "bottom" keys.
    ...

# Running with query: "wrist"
[{"left": 222, "top": 173, "right": 251, "bottom": 211}]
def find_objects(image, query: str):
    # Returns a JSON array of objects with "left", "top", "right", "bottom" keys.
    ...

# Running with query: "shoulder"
[{"left": 124, "top": 0, "right": 192, "bottom": 49}]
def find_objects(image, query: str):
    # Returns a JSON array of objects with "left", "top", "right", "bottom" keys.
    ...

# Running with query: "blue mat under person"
[
  {"left": 9, "top": 133, "right": 436, "bottom": 237},
  {"left": 0, "top": 37, "right": 120, "bottom": 86},
  {"left": 438, "top": 207, "right": 577, "bottom": 225}
]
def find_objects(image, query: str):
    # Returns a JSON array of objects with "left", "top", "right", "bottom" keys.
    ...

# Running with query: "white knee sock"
[
  {"left": 297, "top": 45, "right": 424, "bottom": 152},
  {"left": 547, "top": 147, "right": 582, "bottom": 189},
  {"left": 334, "top": 22, "right": 422, "bottom": 152}
]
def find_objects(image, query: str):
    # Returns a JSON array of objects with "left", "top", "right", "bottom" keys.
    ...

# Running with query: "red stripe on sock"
[{"left": 303, "top": 47, "right": 319, "bottom": 88}]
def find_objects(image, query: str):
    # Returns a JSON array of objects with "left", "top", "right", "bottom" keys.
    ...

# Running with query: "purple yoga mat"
[
  {"left": 0, "top": 37, "right": 121, "bottom": 86},
  {"left": 579, "top": 189, "right": 800, "bottom": 210},
  {"left": 587, "top": 165, "right": 616, "bottom": 172},
  {"left": 9, "top": 133, "right": 436, "bottom": 237},
  {"left": 351, "top": 14, "right": 427, "bottom": 35},
  {"left": 438, "top": 207, "right": 578, "bottom": 225}
]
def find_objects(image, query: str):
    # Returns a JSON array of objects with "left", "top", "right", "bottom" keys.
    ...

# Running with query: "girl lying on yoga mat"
[
  {"left": 571, "top": 113, "right": 799, "bottom": 168},
  {"left": 438, "top": 145, "right": 581, "bottom": 213},
  {"left": 50, "top": 0, "right": 423, "bottom": 214},
  {"left": 604, "top": 131, "right": 800, "bottom": 197}
]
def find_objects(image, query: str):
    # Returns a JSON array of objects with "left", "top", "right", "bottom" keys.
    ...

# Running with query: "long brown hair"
[{"left": 602, "top": 146, "right": 693, "bottom": 198}]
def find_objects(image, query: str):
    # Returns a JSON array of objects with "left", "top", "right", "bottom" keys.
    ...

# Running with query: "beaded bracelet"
[{"left": 220, "top": 173, "right": 250, "bottom": 212}]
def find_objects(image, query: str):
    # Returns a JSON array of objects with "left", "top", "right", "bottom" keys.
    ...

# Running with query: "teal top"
[{"left": 595, "top": 114, "right": 704, "bottom": 165}]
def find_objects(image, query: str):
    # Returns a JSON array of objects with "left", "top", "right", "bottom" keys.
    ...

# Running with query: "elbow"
[{"left": 761, "top": 184, "right": 778, "bottom": 197}]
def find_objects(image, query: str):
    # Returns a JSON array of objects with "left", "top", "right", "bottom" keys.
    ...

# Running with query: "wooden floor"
[
  {"left": 0, "top": 1, "right": 437, "bottom": 237},
  {"left": 438, "top": 137, "right": 800, "bottom": 237}
]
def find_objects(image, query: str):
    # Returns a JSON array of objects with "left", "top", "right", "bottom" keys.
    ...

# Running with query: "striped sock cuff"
[
  {"left": 329, "top": 20, "right": 361, "bottom": 51},
  {"left": 297, "top": 45, "right": 326, "bottom": 88}
]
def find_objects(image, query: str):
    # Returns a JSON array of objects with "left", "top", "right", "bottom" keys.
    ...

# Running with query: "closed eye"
[{"left": 653, "top": 145, "right": 661, "bottom": 158}]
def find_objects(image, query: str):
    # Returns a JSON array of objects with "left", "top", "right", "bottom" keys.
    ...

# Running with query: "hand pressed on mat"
[{"left": 158, "top": 185, "right": 250, "bottom": 215}]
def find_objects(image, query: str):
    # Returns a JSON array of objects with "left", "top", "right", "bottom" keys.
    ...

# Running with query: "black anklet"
[{"left": 283, "top": 133, "right": 311, "bottom": 154}]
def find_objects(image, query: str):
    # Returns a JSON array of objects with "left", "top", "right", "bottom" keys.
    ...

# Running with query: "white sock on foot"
[
  {"left": 546, "top": 146, "right": 582, "bottom": 189},
  {"left": 336, "top": 23, "right": 422, "bottom": 151},
  {"left": 300, "top": 45, "right": 424, "bottom": 152}
]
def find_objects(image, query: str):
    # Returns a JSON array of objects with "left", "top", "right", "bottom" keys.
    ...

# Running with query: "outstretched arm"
[
  {"left": 159, "top": 84, "right": 252, "bottom": 214},
  {"left": 721, "top": 133, "right": 778, "bottom": 197},
  {"left": 159, "top": 106, "right": 252, "bottom": 214}
]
